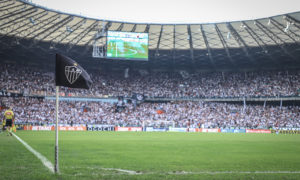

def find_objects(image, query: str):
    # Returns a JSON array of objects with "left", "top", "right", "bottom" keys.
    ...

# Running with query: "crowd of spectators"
[
  {"left": 1, "top": 63, "right": 299, "bottom": 129},
  {"left": 1, "top": 64, "right": 300, "bottom": 98},
  {"left": 1, "top": 97, "right": 299, "bottom": 129}
]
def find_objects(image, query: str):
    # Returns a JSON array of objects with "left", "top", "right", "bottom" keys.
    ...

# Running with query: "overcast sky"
[{"left": 31, "top": 0, "right": 300, "bottom": 24}]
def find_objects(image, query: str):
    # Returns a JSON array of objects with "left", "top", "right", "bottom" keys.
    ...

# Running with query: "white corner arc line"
[{"left": 12, "top": 133, "right": 54, "bottom": 173}]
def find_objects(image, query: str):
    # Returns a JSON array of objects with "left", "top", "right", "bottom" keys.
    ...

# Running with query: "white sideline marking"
[
  {"left": 12, "top": 133, "right": 54, "bottom": 173},
  {"left": 70, "top": 166, "right": 143, "bottom": 175},
  {"left": 168, "top": 171, "right": 300, "bottom": 175},
  {"left": 100, "top": 168, "right": 142, "bottom": 175},
  {"left": 69, "top": 166, "right": 300, "bottom": 175}
]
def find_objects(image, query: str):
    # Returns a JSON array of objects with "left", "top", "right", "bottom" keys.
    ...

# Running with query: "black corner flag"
[
  {"left": 54, "top": 54, "right": 92, "bottom": 173},
  {"left": 55, "top": 54, "right": 92, "bottom": 89}
]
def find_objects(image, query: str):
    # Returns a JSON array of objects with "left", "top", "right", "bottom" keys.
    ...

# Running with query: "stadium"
[{"left": 1, "top": 0, "right": 300, "bottom": 179}]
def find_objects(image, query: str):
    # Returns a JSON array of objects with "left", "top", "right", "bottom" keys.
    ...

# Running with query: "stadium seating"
[
  {"left": 1, "top": 64, "right": 300, "bottom": 98},
  {"left": 1, "top": 97, "right": 299, "bottom": 129}
]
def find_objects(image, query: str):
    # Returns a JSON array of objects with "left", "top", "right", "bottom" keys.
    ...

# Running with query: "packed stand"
[
  {"left": 1, "top": 64, "right": 300, "bottom": 98},
  {"left": 1, "top": 97, "right": 299, "bottom": 129}
]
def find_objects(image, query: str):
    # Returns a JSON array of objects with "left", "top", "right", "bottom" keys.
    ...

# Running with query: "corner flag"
[
  {"left": 54, "top": 54, "right": 92, "bottom": 174},
  {"left": 55, "top": 54, "right": 92, "bottom": 89}
]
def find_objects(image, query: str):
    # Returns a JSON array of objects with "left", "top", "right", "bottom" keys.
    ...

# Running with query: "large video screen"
[{"left": 106, "top": 31, "right": 148, "bottom": 60}]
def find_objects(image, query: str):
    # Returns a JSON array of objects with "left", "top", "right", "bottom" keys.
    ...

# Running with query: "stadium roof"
[
  {"left": 30, "top": 0, "right": 300, "bottom": 24},
  {"left": 0, "top": 0, "right": 300, "bottom": 71}
]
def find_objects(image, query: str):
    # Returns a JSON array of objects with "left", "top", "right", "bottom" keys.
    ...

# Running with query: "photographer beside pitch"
[{"left": 2, "top": 107, "right": 15, "bottom": 136}]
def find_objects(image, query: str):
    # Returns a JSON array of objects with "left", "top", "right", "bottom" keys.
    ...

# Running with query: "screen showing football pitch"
[{"left": 106, "top": 31, "right": 148, "bottom": 60}]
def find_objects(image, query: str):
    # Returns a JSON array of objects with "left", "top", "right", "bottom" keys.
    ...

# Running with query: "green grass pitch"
[{"left": 1, "top": 131, "right": 300, "bottom": 180}]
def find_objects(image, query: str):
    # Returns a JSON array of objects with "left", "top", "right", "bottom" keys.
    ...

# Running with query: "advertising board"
[
  {"left": 115, "top": 127, "right": 143, "bottom": 132},
  {"left": 168, "top": 127, "right": 187, "bottom": 132},
  {"left": 201, "top": 128, "right": 220, "bottom": 133},
  {"left": 87, "top": 125, "right": 115, "bottom": 131},
  {"left": 246, "top": 129, "right": 271, "bottom": 133},
  {"left": 221, "top": 129, "right": 246, "bottom": 133},
  {"left": 146, "top": 127, "right": 168, "bottom": 132}
]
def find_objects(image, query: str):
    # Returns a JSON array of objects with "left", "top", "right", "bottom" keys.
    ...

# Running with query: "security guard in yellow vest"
[{"left": 3, "top": 107, "right": 14, "bottom": 136}]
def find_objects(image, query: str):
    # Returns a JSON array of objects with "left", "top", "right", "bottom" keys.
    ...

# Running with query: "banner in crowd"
[
  {"left": 87, "top": 125, "right": 115, "bottom": 131},
  {"left": 246, "top": 129, "right": 271, "bottom": 133},
  {"left": 115, "top": 127, "right": 143, "bottom": 132},
  {"left": 0, "top": 91, "right": 23, "bottom": 97}
]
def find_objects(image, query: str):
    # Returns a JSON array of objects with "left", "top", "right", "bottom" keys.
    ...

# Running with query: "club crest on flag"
[
  {"left": 56, "top": 54, "right": 92, "bottom": 89},
  {"left": 65, "top": 66, "right": 82, "bottom": 84}
]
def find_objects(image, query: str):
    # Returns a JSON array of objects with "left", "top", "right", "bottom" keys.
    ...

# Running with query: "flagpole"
[{"left": 55, "top": 86, "right": 59, "bottom": 173}]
